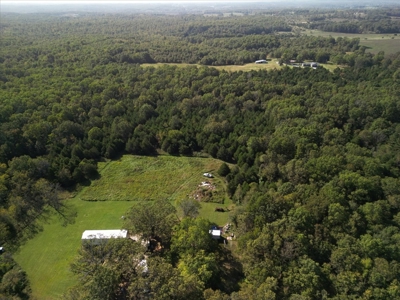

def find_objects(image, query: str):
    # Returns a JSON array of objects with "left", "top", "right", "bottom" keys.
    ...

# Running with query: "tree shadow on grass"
[
  {"left": 56, "top": 203, "right": 78, "bottom": 224},
  {"left": 11, "top": 201, "right": 78, "bottom": 251}
]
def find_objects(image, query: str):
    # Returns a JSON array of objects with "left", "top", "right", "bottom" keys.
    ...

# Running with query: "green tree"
[
  {"left": 178, "top": 250, "right": 219, "bottom": 288},
  {"left": 125, "top": 199, "right": 178, "bottom": 243},
  {"left": 0, "top": 255, "right": 31, "bottom": 300},
  {"left": 86, "top": 266, "right": 118, "bottom": 300},
  {"left": 218, "top": 162, "right": 231, "bottom": 177},
  {"left": 70, "top": 238, "right": 146, "bottom": 299},
  {"left": 171, "top": 218, "right": 218, "bottom": 256},
  {"left": 178, "top": 198, "right": 201, "bottom": 218},
  {"left": 283, "top": 256, "right": 324, "bottom": 299},
  {"left": 128, "top": 256, "right": 203, "bottom": 300}
]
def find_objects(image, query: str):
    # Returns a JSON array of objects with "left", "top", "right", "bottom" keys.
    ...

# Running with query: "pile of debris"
[
  {"left": 223, "top": 223, "right": 235, "bottom": 240},
  {"left": 199, "top": 181, "right": 216, "bottom": 190}
]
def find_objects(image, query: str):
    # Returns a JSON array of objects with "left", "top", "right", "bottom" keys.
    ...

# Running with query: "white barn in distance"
[{"left": 81, "top": 229, "right": 128, "bottom": 244}]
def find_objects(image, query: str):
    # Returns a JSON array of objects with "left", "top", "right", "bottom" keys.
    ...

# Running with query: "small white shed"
[{"left": 209, "top": 229, "right": 221, "bottom": 239}]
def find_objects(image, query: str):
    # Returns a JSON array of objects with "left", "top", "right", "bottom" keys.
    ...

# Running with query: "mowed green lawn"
[
  {"left": 14, "top": 200, "right": 132, "bottom": 300},
  {"left": 14, "top": 155, "right": 232, "bottom": 299}
]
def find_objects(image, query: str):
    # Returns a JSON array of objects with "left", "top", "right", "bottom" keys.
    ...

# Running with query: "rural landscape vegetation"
[{"left": 1, "top": 1, "right": 400, "bottom": 299}]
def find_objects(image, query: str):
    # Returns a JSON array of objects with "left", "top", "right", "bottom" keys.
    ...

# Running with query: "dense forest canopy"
[
  {"left": 301, "top": 8, "right": 400, "bottom": 33},
  {"left": 0, "top": 12, "right": 364, "bottom": 66},
  {"left": 1, "top": 8, "right": 400, "bottom": 299}
]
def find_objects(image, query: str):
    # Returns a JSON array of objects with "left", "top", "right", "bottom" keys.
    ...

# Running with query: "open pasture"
[
  {"left": 361, "top": 38, "right": 400, "bottom": 56},
  {"left": 141, "top": 60, "right": 344, "bottom": 72},
  {"left": 80, "top": 155, "right": 224, "bottom": 202},
  {"left": 304, "top": 30, "right": 400, "bottom": 55},
  {"left": 141, "top": 59, "right": 283, "bottom": 72},
  {"left": 212, "top": 60, "right": 282, "bottom": 72}
]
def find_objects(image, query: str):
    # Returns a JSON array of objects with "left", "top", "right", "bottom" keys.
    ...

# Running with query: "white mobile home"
[
  {"left": 81, "top": 229, "right": 128, "bottom": 244},
  {"left": 255, "top": 59, "right": 267, "bottom": 64}
]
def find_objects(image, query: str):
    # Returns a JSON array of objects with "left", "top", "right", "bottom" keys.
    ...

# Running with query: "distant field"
[
  {"left": 303, "top": 30, "right": 400, "bottom": 55},
  {"left": 141, "top": 59, "right": 283, "bottom": 72},
  {"left": 141, "top": 62, "right": 196, "bottom": 69},
  {"left": 15, "top": 155, "right": 232, "bottom": 299},
  {"left": 141, "top": 60, "right": 344, "bottom": 72},
  {"left": 318, "top": 63, "right": 343, "bottom": 72},
  {"left": 361, "top": 39, "right": 400, "bottom": 56},
  {"left": 213, "top": 60, "right": 282, "bottom": 72}
]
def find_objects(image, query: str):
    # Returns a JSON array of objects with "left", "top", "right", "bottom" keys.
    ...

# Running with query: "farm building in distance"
[
  {"left": 302, "top": 62, "right": 319, "bottom": 68},
  {"left": 81, "top": 229, "right": 128, "bottom": 244},
  {"left": 255, "top": 59, "right": 267, "bottom": 64}
]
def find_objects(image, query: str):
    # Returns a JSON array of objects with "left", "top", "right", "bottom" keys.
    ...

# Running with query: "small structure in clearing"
[
  {"left": 255, "top": 59, "right": 268, "bottom": 64},
  {"left": 203, "top": 172, "right": 213, "bottom": 178},
  {"left": 209, "top": 227, "right": 221, "bottom": 239},
  {"left": 210, "top": 229, "right": 221, "bottom": 240}
]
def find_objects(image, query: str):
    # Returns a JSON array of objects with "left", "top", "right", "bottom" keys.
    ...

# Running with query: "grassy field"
[
  {"left": 14, "top": 155, "right": 232, "bottom": 299},
  {"left": 361, "top": 38, "right": 400, "bottom": 56},
  {"left": 14, "top": 200, "right": 132, "bottom": 300},
  {"left": 141, "top": 59, "right": 283, "bottom": 72},
  {"left": 141, "top": 59, "right": 344, "bottom": 72},
  {"left": 80, "top": 155, "right": 225, "bottom": 202},
  {"left": 318, "top": 63, "right": 343, "bottom": 72},
  {"left": 141, "top": 62, "right": 196, "bottom": 69},
  {"left": 212, "top": 60, "right": 282, "bottom": 72},
  {"left": 303, "top": 30, "right": 400, "bottom": 55}
]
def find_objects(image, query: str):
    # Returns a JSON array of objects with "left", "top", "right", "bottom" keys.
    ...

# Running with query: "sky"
[
  {"left": 2, "top": 0, "right": 395, "bottom": 11},
  {"left": 3, "top": 0, "right": 274, "bottom": 3},
  {"left": 0, "top": 0, "right": 316, "bottom": 5},
  {"left": 2, "top": 0, "right": 391, "bottom": 4}
]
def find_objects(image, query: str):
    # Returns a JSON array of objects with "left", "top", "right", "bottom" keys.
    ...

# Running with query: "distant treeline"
[
  {"left": 301, "top": 8, "right": 400, "bottom": 33},
  {"left": 1, "top": 13, "right": 361, "bottom": 66}
]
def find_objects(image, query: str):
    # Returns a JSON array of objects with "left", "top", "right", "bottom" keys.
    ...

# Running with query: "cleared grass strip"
[{"left": 80, "top": 155, "right": 222, "bottom": 202}]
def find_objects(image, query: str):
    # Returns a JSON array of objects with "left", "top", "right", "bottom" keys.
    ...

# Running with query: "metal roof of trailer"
[{"left": 81, "top": 229, "right": 128, "bottom": 240}]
